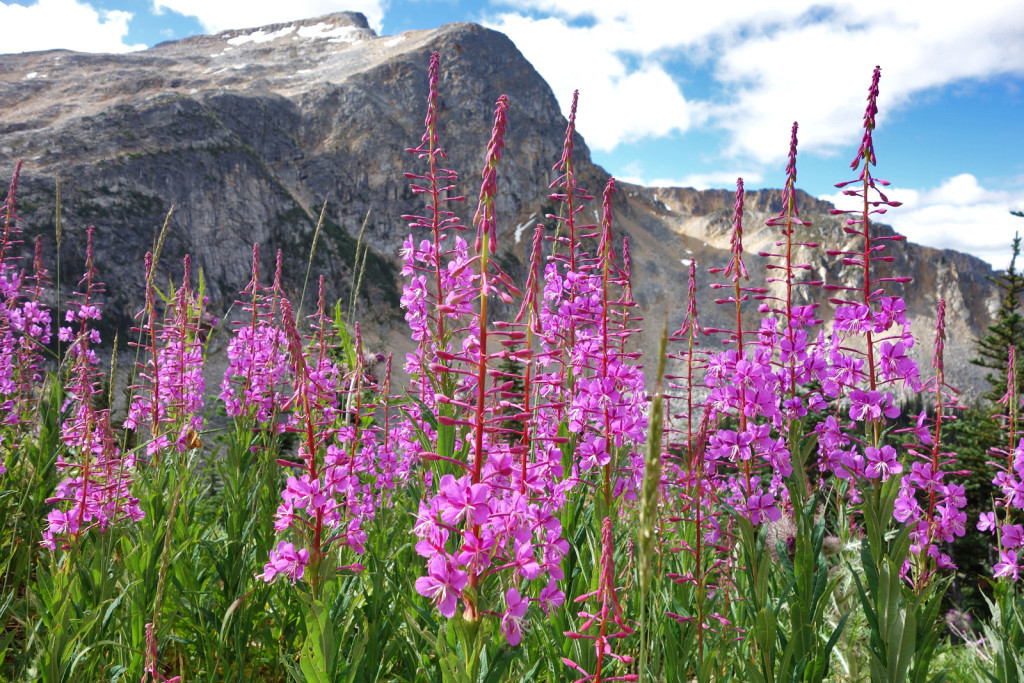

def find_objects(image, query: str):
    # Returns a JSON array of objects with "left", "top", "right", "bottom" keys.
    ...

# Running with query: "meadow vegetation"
[{"left": 2, "top": 53, "right": 1023, "bottom": 682}]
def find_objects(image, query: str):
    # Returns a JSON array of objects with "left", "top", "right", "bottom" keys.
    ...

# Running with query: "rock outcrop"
[{"left": 0, "top": 11, "right": 1000, "bottom": 398}]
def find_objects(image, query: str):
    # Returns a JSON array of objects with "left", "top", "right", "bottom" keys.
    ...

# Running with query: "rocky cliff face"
[{"left": 0, "top": 11, "right": 1000, "bottom": 398}]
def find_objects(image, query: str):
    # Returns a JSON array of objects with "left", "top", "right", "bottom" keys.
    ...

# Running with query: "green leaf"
[
  {"left": 812, "top": 610, "right": 851, "bottom": 683},
  {"left": 218, "top": 589, "right": 253, "bottom": 645},
  {"left": 892, "top": 601, "right": 916, "bottom": 682},
  {"left": 100, "top": 580, "right": 140, "bottom": 632},
  {"left": 754, "top": 607, "right": 777, "bottom": 672},
  {"left": 299, "top": 597, "right": 334, "bottom": 683}
]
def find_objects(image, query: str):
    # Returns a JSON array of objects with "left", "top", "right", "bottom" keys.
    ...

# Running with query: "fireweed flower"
[
  {"left": 501, "top": 586, "right": 529, "bottom": 646},
  {"left": 995, "top": 550, "right": 1022, "bottom": 581},
  {"left": 0, "top": 162, "right": 52, "bottom": 473},
  {"left": 262, "top": 283, "right": 386, "bottom": 587},
  {"left": 546, "top": 89, "right": 591, "bottom": 275},
  {"left": 849, "top": 389, "right": 900, "bottom": 422},
  {"left": 412, "top": 94, "right": 526, "bottom": 621},
  {"left": 1002, "top": 524, "right": 1024, "bottom": 549},
  {"left": 125, "top": 255, "right": 206, "bottom": 456},
  {"left": 44, "top": 227, "right": 142, "bottom": 550},
  {"left": 562, "top": 517, "right": 637, "bottom": 683},
  {"left": 535, "top": 88, "right": 597, "bottom": 451},
  {"left": 825, "top": 66, "right": 918, "bottom": 413},
  {"left": 663, "top": 259, "right": 739, "bottom": 666},
  {"left": 865, "top": 445, "right": 902, "bottom": 481},
  {"left": 501, "top": 225, "right": 571, "bottom": 501},
  {"left": 565, "top": 179, "right": 647, "bottom": 502},
  {"left": 402, "top": 80, "right": 573, "bottom": 646},
  {"left": 415, "top": 554, "right": 469, "bottom": 619},
  {"left": 703, "top": 179, "right": 788, "bottom": 525},
  {"left": 883, "top": 300, "right": 965, "bottom": 584},
  {"left": 656, "top": 67, "right": 965, "bottom": 666},
  {"left": 259, "top": 541, "right": 310, "bottom": 584},
  {"left": 220, "top": 246, "right": 290, "bottom": 426},
  {"left": 400, "top": 50, "right": 472, "bottom": 402},
  {"left": 761, "top": 122, "right": 831, "bottom": 421},
  {"left": 981, "top": 347, "right": 1024, "bottom": 580},
  {"left": 812, "top": 67, "right": 936, "bottom": 518}
]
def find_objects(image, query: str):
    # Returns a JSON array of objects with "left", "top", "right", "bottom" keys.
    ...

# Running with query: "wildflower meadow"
[{"left": 2, "top": 52, "right": 1024, "bottom": 682}]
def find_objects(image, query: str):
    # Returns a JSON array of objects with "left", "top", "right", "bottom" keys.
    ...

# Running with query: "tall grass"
[{"left": 0, "top": 53, "right": 1013, "bottom": 683}]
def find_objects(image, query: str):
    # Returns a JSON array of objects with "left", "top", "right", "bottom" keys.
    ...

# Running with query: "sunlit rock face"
[{"left": 0, "top": 11, "right": 999, "bottom": 397}]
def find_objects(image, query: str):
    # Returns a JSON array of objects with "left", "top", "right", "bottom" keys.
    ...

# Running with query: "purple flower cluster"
[
  {"left": 893, "top": 470, "right": 966, "bottom": 566},
  {"left": 980, "top": 346, "right": 1024, "bottom": 581},
  {"left": 399, "top": 63, "right": 581, "bottom": 640},
  {"left": 662, "top": 260, "right": 738, "bottom": 654},
  {"left": 220, "top": 246, "right": 290, "bottom": 426},
  {"left": 560, "top": 180, "right": 647, "bottom": 502},
  {"left": 535, "top": 101, "right": 647, "bottom": 509},
  {"left": 0, "top": 161, "right": 52, "bottom": 477},
  {"left": 45, "top": 227, "right": 143, "bottom": 550},
  {"left": 125, "top": 254, "right": 206, "bottom": 457},
  {"left": 700, "top": 179, "right": 791, "bottom": 525},
  {"left": 662, "top": 69, "right": 967, "bottom": 602},
  {"left": 886, "top": 302, "right": 967, "bottom": 582},
  {"left": 259, "top": 540, "right": 310, "bottom": 584},
  {"left": 260, "top": 279, "right": 398, "bottom": 586},
  {"left": 415, "top": 94, "right": 569, "bottom": 626}
]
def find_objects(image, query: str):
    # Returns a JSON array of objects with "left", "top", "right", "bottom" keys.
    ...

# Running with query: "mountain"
[{"left": 0, "top": 11, "right": 1001, "bottom": 399}]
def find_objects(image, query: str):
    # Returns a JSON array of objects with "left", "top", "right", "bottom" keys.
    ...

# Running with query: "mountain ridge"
[{"left": 0, "top": 11, "right": 1001, "bottom": 398}]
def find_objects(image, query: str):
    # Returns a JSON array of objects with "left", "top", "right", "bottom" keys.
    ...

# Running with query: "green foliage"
[
  {"left": 941, "top": 403, "right": 1002, "bottom": 616},
  {"left": 971, "top": 229, "right": 1024, "bottom": 402},
  {"left": 6, "top": 61, "right": 1024, "bottom": 683},
  {"left": 975, "top": 586, "right": 1024, "bottom": 683}
]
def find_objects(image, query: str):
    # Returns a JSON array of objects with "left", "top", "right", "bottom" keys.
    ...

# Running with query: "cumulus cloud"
[
  {"left": 0, "top": 0, "right": 144, "bottom": 54},
  {"left": 485, "top": 0, "right": 1024, "bottom": 164},
  {"left": 820, "top": 173, "right": 1024, "bottom": 270},
  {"left": 621, "top": 171, "right": 763, "bottom": 191},
  {"left": 152, "top": 0, "right": 388, "bottom": 34},
  {"left": 712, "top": 2, "right": 1024, "bottom": 164},
  {"left": 485, "top": 12, "right": 699, "bottom": 151}
]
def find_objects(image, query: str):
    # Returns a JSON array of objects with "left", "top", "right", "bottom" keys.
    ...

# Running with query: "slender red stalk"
[{"left": 465, "top": 93, "right": 509, "bottom": 620}]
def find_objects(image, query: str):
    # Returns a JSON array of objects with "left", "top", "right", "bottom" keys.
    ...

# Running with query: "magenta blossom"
[
  {"left": 1003, "top": 524, "right": 1024, "bottom": 549},
  {"left": 865, "top": 445, "right": 902, "bottom": 481},
  {"left": 849, "top": 389, "right": 900, "bottom": 422},
  {"left": 437, "top": 474, "right": 490, "bottom": 526},
  {"left": 415, "top": 554, "right": 469, "bottom": 619},
  {"left": 994, "top": 549, "right": 1021, "bottom": 581},
  {"left": 538, "top": 579, "right": 566, "bottom": 616},
  {"left": 502, "top": 587, "right": 529, "bottom": 646},
  {"left": 258, "top": 541, "right": 310, "bottom": 584},
  {"left": 746, "top": 492, "right": 782, "bottom": 524}
]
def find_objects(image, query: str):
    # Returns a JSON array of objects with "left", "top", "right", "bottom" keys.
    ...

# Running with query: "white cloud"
[
  {"left": 485, "top": 12, "right": 699, "bottom": 151},
  {"left": 712, "top": 2, "right": 1024, "bottom": 164},
  {"left": 820, "top": 173, "right": 1024, "bottom": 270},
  {"left": 629, "top": 171, "right": 763, "bottom": 191},
  {"left": 0, "top": 0, "right": 144, "bottom": 54},
  {"left": 152, "top": 0, "right": 388, "bottom": 35},
  {"left": 485, "top": 1, "right": 1024, "bottom": 164}
]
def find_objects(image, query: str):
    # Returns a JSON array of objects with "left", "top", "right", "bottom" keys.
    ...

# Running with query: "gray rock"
[{"left": 0, "top": 11, "right": 1000, "bottom": 399}]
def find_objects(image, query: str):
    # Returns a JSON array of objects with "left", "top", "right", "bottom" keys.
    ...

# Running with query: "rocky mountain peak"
[
  {"left": 156, "top": 11, "right": 376, "bottom": 51},
  {"left": 0, "top": 14, "right": 1003, "bottom": 397}
]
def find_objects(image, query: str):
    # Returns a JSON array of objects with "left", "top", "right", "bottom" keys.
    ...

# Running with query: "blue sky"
[{"left": 2, "top": 0, "right": 1024, "bottom": 269}]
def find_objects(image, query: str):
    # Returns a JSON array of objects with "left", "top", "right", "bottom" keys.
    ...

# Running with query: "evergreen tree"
[
  {"left": 971, "top": 227, "right": 1024, "bottom": 402},
  {"left": 954, "top": 218, "right": 1024, "bottom": 615},
  {"left": 942, "top": 402, "right": 1002, "bottom": 615}
]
